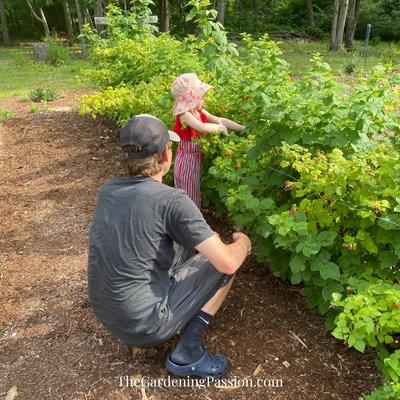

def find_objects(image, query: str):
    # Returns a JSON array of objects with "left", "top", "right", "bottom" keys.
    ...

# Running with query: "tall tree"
[
  {"left": 26, "top": 0, "right": 50, "bottom": 37},
  {"left": 306, "top": 0, "right": 315, "bottom": 26},
  {"left": 330, "top": 0, "right": 349, "bottom": 51},
  {"left": 83, "top": 5, "right": 94, "bottom": 27},
  {"left": 63, "top": 0, "right": 74, "bottom": 46},
  {"left": 217, "top": 0, "right": 226, "bottom": 26},
  {"left": 344, "top": 0, "right": 361, "bottom": 51},
  {"left": 159, "top": 0, "right": 170, "bottom": 32},
  {"left": 0, "top": 0, "right": 10, "bottom": 45},
  {"left": 74, "top": 0, "right": 88, "bottom": 57},
  {"left": 93, "top": 0, "right": 103, "bottom": 34}
]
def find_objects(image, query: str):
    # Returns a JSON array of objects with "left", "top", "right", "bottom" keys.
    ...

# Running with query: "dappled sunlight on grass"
[
  {"left": 0, "top": 44, "right": 94, "bottom": 98},
  {"left": 278, "top": 39, "right": 399, "bottom": 76}
]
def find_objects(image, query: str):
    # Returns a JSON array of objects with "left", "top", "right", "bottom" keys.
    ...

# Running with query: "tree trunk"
[
  {"left": 26, "top": 0, "right": 50, "bottom": 38},
  {"left": 344, "top": 0, "right": 361, "bottom": 51},
  {"left": 252, "top": 0, "right": 257, "bottom": 30},
  {"left": 33, "top": 42, "right": 49, "bottom": 61},
  {"left": 334, "top": 0, "right": 349, "bottom": 50},
  {"left": 306, "top": 0, "right": 315, "bottom": 26},
  {"left": 330, "top": 0, "right": 349, "bottom": 51},
  {"left": 74, "top": 0, "right": 88, "bottom": 58},
  {"left": 159, "top": 0, "right": 170, "bottom": 33},
  {"left": 217, "top": 0, "right": 226, "bottom": 25},
  {"left": 0, "top": 0, "right": 10, "bottom": 45},
  {"left": 39, "top": 7, "right": 50, "bottom": 37},
  {"left": 84, "top": 7, "right": 94, "bottom": 28},
  {"left": 63, "top": 0, "right": 74, "bottom": 46},
  {"left": 93, "top": 0, "right": 103, "bottom": 34},
  {"left": 330, "top": 0, "right": 340, "bottom": 50}
]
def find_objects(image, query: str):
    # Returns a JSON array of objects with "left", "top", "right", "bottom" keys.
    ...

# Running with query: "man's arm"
[{"left": 195, "top": 232, "right": 251, "bottom": 275}]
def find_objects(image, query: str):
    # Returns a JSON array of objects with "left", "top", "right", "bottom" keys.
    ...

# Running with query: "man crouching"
[{"left": 87, "top": 114, "right": 251, "bottom": 378}]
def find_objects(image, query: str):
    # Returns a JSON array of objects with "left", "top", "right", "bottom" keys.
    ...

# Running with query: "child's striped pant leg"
[{"left": 174, "top": 141, "right": 202, "bottom": 208}]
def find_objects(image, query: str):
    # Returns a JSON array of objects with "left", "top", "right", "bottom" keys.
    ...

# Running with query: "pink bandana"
[{"left": 171, "top": 73, "right": 213, "bottom": 116}]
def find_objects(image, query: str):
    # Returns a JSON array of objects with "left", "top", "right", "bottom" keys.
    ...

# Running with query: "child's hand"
[{"left": 218, "top": 124, "right": 228, "bottom": 136}]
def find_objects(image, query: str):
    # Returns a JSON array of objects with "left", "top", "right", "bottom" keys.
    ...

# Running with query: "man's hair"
[{"left": 124, "top": 142, "right": 170, "bottom": 176}]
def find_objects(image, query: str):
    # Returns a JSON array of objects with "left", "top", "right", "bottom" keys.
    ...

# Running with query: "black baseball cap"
[{"left": 120, "top": 114, "right": 180, "bottom": 159}]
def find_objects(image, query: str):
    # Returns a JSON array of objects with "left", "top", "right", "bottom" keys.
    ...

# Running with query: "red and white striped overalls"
[{"left": 173, "top": 110, "right": 207, "bottom": 208}]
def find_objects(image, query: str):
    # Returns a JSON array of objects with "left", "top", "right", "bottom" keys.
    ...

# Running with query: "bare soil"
[{"left": 0, "top": 102, "right": 381, "bottom": 400}]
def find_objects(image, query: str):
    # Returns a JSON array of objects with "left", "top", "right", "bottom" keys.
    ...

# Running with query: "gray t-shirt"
[{"left": 87, "top": 176, "right": 214, "bottom": 340}]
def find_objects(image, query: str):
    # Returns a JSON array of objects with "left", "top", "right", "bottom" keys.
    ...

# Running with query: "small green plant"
[
  {"left": 29, "top": 88, "right": 57, "bottom": 103},
  {"left": 0, "top": 109, "right": 14, "bottom": 120},
  {"left": 343, "top": 59, "right": 357, "bottom": 75},
  {"left": 29, "top": 104, "right": 39, "bottom": 113},
  {"left": 46, "top": 36, "right": 70, "bottom": 66}
]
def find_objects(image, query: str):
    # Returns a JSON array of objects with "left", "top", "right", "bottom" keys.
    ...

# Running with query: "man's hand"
[
  {"left": 195, "top": 232, "right": 252, "bottom": 275},
  {"left": 232, "top": 232, "right": 251, "bottom": 255}
]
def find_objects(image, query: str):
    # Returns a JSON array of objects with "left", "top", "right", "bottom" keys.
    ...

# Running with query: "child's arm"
[
  {"left": 181, "top": 112, "right": 228, "bottom": 135},
  {"left": 202, "top": 110, "right": 245, "bottom": 132}
]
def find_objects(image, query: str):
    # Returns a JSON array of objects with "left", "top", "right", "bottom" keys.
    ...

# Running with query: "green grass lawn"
[
  {"left": 0, "top": 39, "right": 398, "bottom": 101},
  {"left": 278, "top": 39, "right": 399, "bottom": 76},
  {"left": 0, "top": 44, "right": 93, "bottom": 99}
]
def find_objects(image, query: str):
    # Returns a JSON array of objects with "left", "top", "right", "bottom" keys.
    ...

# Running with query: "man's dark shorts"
[{"left": 121, "top": 247, "right": 233, "bottom": 347}]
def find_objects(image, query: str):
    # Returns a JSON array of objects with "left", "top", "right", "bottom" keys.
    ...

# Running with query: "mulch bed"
[{"left": 0, "top": 109, "right": 381, "bottom": 400}]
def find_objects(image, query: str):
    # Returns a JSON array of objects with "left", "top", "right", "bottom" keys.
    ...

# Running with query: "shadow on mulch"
[{"left": 0, "top": 112, "right": 381, "bottom": 400}]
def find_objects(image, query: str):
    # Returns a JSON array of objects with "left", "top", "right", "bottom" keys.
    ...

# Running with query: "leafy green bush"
[
  {"left": 332, "top": 280, "right": 400, "bottom": 400},
  {"left": 29, "top": 88, "right": 57, "bottom": 102},
  {"left": 332, "top": 279, "right": 400, "bottom": 352},
  {"left": 203, "top": 138, "right": 400, "bottom": 311}
]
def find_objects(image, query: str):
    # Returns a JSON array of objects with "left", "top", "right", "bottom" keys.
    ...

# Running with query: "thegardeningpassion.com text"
[{"left": 119, "top": 375, "right": 284, "bottom": 389}]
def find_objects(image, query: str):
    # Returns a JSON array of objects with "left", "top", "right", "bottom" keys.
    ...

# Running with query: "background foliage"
[{"left": 3, "top": 0, "right": 400, "bottom": 42}]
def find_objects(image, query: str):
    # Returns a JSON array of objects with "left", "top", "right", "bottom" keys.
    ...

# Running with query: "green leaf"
[
  {"left": 296, "top": 239, "right": 321, "bottom": 257},
  {"left": 289, "top": 255, "right": 306, "bottom": 274},
  {"left": 378, "top": 214, "right": 400, "bottom": 230},
  {"left": 331, "top": 292, "right": 342, "bottom": 303},
  {"left": 311, "top": 256, "right": 326, "bottom": 272},
  {"left": 322, "top": 282, "right": 343, "bottom": 301},
  {"left": 255, "top": 223, "right": 273, "bottom": 239},
  {"left": 353, "top": 339, "right": 366, "bottom": 353},
  {"left": 317, "top": 231, "right": 337, "bottom": 247},
  {"left": 320, "top": 262, "right": 341, "bottom": 281},
  {"left": 291, "top": 272, "right": 302, "bottom": 285},
  {"left": 364, "top": 238, "right": 378, "bottom": 254},
  {"left": 267, "top": 214, "right": 280, "bottom": 226}
]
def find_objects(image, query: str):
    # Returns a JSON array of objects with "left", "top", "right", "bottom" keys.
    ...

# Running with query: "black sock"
[{"left": 170, "top": 311, "right": 213, "bottom": 365}]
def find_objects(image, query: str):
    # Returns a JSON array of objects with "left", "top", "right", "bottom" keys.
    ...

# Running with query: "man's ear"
[{"left": 162, "top": 147, "right": 169, "bottom": 163}]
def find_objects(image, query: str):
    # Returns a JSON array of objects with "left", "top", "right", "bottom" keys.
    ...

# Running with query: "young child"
[{"left": 171, "top": 73, "right": 245, "bottom": 208}]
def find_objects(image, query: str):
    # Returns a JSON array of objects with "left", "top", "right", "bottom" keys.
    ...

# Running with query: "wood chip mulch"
[{"left": 0, "top": 110, "right": 381, "bottom": 400}]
